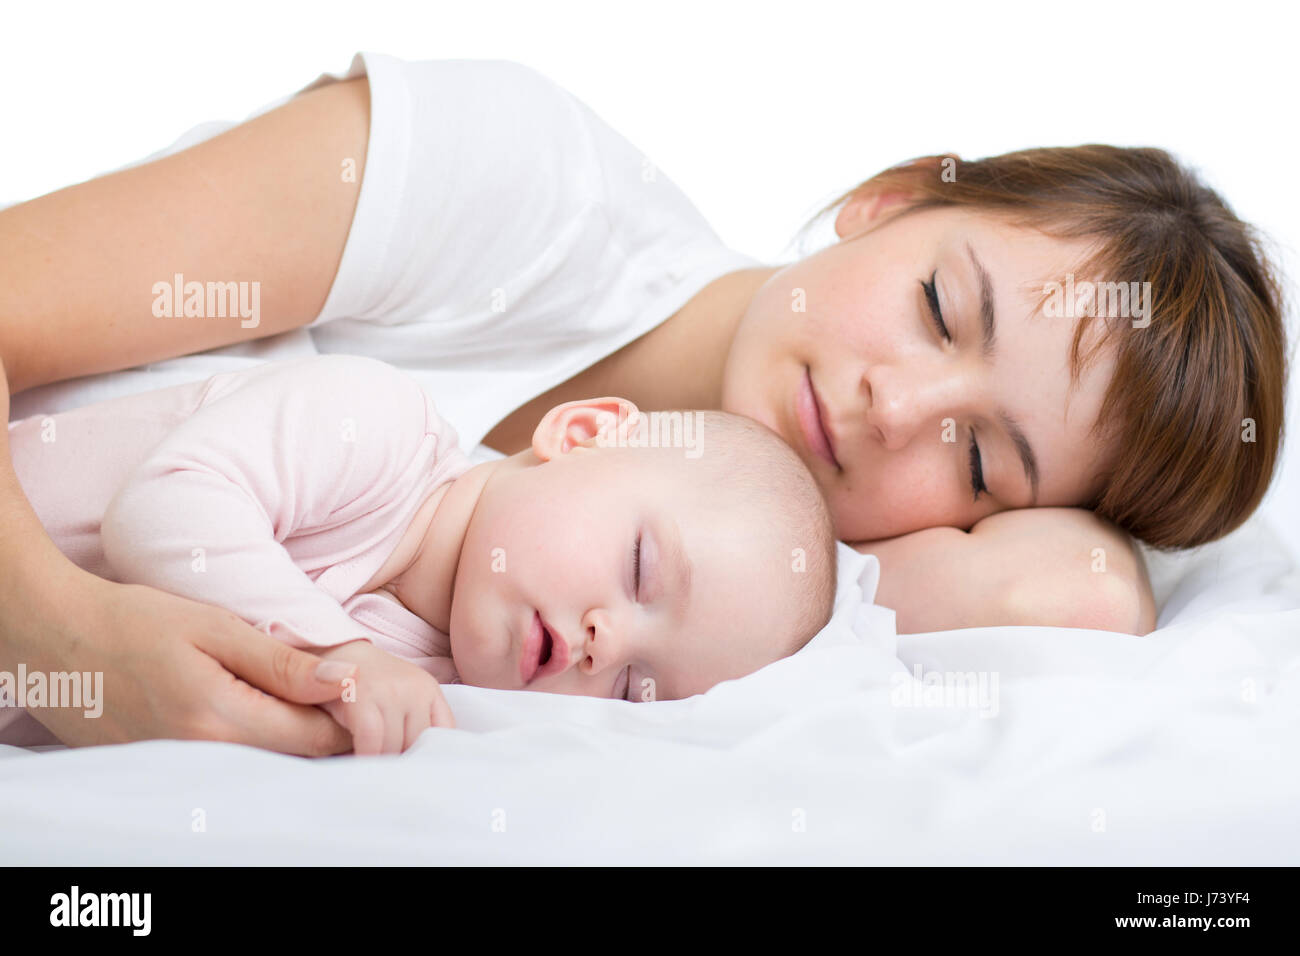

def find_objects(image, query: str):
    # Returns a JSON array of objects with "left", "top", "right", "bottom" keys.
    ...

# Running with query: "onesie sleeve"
[{"left": 99, "top": 355, "right": 455, "bottom": 650}]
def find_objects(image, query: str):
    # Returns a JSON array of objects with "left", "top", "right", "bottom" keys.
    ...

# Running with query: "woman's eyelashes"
[
  {"left": 915, "top": 272, "right": 990, "bottom": 503},
  {"left": 968, "top": 430, "right": 987, "bottom": 501},
  {"left": 918, "top": 271, "right": 985, "bottom": 502},
  {"left": 921, "top": 270, "right": 950, "bottom": 342}
]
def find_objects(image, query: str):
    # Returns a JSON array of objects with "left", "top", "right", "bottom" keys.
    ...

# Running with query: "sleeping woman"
[{"left": 0, "top": 54, "right": 1286, "bottom": 755}]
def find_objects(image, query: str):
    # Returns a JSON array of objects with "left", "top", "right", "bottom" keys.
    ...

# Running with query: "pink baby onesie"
[{"left": 4, "top": 355, "right": 472, "bottom": 746}]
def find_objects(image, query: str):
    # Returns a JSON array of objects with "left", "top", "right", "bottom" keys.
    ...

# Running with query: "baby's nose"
[{"left": 578, "top": 607, "right": 622, "bottom": 674}]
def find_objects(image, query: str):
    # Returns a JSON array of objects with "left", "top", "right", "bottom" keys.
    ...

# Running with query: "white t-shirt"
[{"left": 9, "top": 52, "right": 764, "bottom": 451}]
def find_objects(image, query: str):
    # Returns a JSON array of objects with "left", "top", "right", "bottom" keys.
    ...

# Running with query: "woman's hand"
[
  {"left": 3, "top": 568, "right": 358, "bottom": 754},
  {"left": 313, "top": 639, "right": 457, "bottom": 755},
  {"left": 857, "top": 507, "right": 1158, "bottom": 635}
]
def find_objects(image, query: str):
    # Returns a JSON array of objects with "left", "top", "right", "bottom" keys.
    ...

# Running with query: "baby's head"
[{"left": 449, "top": 398, "right": 837, "bottom": 701}]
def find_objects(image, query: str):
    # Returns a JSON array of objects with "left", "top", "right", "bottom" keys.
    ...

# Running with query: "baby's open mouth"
[
  {"left": 538, "top": 625, "right": 554, "bottom": 668},
  {"left": 521, "top": 610, "right": 567, "bottom": 685}
]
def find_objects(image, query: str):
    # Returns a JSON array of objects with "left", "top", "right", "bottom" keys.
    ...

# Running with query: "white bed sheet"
[
  {"left": 2, "top": 525, "right": 1297, "bottom": 865},
  {"left": 3, "top": 356, "right": 1299, "bottom": 864}
]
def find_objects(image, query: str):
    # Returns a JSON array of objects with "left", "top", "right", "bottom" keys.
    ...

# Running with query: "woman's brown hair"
[{"left": 801, "top": 145, "right": 1288, "bottom": 550}]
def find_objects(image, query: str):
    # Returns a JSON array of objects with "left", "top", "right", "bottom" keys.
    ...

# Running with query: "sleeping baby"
[{"left": 4, "top": 355, "right": 836, "bottom": 753}]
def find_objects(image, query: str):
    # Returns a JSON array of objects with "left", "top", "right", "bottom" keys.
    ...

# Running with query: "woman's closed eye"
[
  {"left": 921, "top": 270, "right": 950, "bottom": 342},
  {"left": 922, "top": 271, "right": 986, "bottom": 500},
  {"left": 968, "top": 429, "right": 987, "bottom": 501}
]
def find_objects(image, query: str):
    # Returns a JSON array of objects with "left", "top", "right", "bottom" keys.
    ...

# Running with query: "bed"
[{"left": 2, "top": 348, "right": 1298, "bottom": 864}]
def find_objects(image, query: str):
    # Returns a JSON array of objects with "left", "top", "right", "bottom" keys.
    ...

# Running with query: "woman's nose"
[
  {"left": 863, "top": 363, "right": 969, "bottom": 449},
  {"left": 578, "top": 607, "right": 625, "bottom": 675}
]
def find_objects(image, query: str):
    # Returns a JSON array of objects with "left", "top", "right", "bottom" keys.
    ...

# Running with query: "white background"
[{"left": 3, "top": 0, "right": 1297, "bottom": 550}]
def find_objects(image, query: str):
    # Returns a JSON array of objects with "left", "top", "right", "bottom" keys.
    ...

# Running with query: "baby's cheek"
[
  {"left": 446, "top": 607, "right": 488, "bottom": 686},
  {"left": 447, "top": 576, "right": 488, "bottom": 676}
]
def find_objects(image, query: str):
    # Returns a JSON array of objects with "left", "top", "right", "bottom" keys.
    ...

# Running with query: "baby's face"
[{"left": 447, "top": 408, "right": 810, "bottom": 702}]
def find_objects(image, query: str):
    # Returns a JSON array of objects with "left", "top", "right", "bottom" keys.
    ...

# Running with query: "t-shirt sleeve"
[
  {"left": 309, "top": 54, "right": 605, "bottom": 330},
  {"left": 98, "top": 355, "right": 455, "bottom": 650}
]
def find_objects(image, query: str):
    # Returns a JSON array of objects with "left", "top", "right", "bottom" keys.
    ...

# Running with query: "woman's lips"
[
  {"left": 796, "top": 366, "right": 841, "bottom": 470},
  {"left": 519, "top": 611, "right": 571, "bottom": 686}
]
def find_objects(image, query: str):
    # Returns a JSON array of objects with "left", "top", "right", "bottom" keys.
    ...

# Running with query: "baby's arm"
[
  {"left": 100, "top": 355, "right": 459, "bottom": 751},
  {"left": 857, "top": 507, "right": 1157, "bottom": 635}
]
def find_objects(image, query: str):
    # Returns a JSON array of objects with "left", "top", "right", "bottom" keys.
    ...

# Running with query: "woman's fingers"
[
  {"left": 201, "top": 619, "right": 358, "bottom": 707},
  {"left": 207, "top": 625, "right": 459, "bottom": 756},
  {"left": 210, "top": 667, "right": 354, "bottom": 757},
  {"left": 195, "top": 616, "right": 365, "bottom": 755}
]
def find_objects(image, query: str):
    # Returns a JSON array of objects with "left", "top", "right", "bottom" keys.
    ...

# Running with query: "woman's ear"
[
  {"left": 834, "top": 189, "right": 914, "bottom": 238},
  {"left": 833, "top": 156, "right": 948, "bottom": 239},
  {"left": 531, "top": 397, "right": 642, "bottom": 462}
]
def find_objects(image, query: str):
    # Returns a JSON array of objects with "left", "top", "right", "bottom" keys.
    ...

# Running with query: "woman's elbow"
[{"left": 1004, "top": 567, "right": 1155, "bottom": 635}]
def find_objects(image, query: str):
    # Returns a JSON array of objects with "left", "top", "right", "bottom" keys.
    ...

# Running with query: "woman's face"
[{"left": 722, "top": 202, "right": 1117, "bottom": 542}]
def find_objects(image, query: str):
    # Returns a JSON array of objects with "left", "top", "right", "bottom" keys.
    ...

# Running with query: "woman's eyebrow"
[
  {"left": 999, "top": 410, "right": 1040, "bottom": 503},
  {"left": 967, "top": 241, "right": 997, "bottom": 357},
  {"left": 967, "top": 241, "right": 1041, "bottom": 502}
]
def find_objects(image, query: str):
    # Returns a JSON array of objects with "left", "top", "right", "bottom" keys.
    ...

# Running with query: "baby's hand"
[{"left": 313, "top": 639, "right": 456, "bottom": 754}]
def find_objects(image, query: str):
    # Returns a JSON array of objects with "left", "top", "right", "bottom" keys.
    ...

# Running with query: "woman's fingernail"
[{"left": 315, "top": 661, "right": 355, "bottom": 682}]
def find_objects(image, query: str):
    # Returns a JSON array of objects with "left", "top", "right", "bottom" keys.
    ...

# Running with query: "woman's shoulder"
[
  {"left": 321, "top": 53, "right": 745, "bottom": 318},
  {"left": 292, "top": 56, "right": 760, "bottom": 448},
  {"left": 307, "top": 56, "right": 758, "bottom": 429}
]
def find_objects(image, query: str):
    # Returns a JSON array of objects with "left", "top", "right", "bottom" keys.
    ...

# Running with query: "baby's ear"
[{"left": 532, "top": 397, "right": 641, "bottom": 461}]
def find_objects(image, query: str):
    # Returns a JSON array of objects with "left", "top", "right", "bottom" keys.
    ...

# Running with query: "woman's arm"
[
  {"left": 0, "top": 76, "right": 368, "bottom": 392},
  {"left": 0, "top": 77, "right": 372, "bottom": 751},
  {"left": 857, "top": 507, "right": 1158, "bottom": 635}
]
